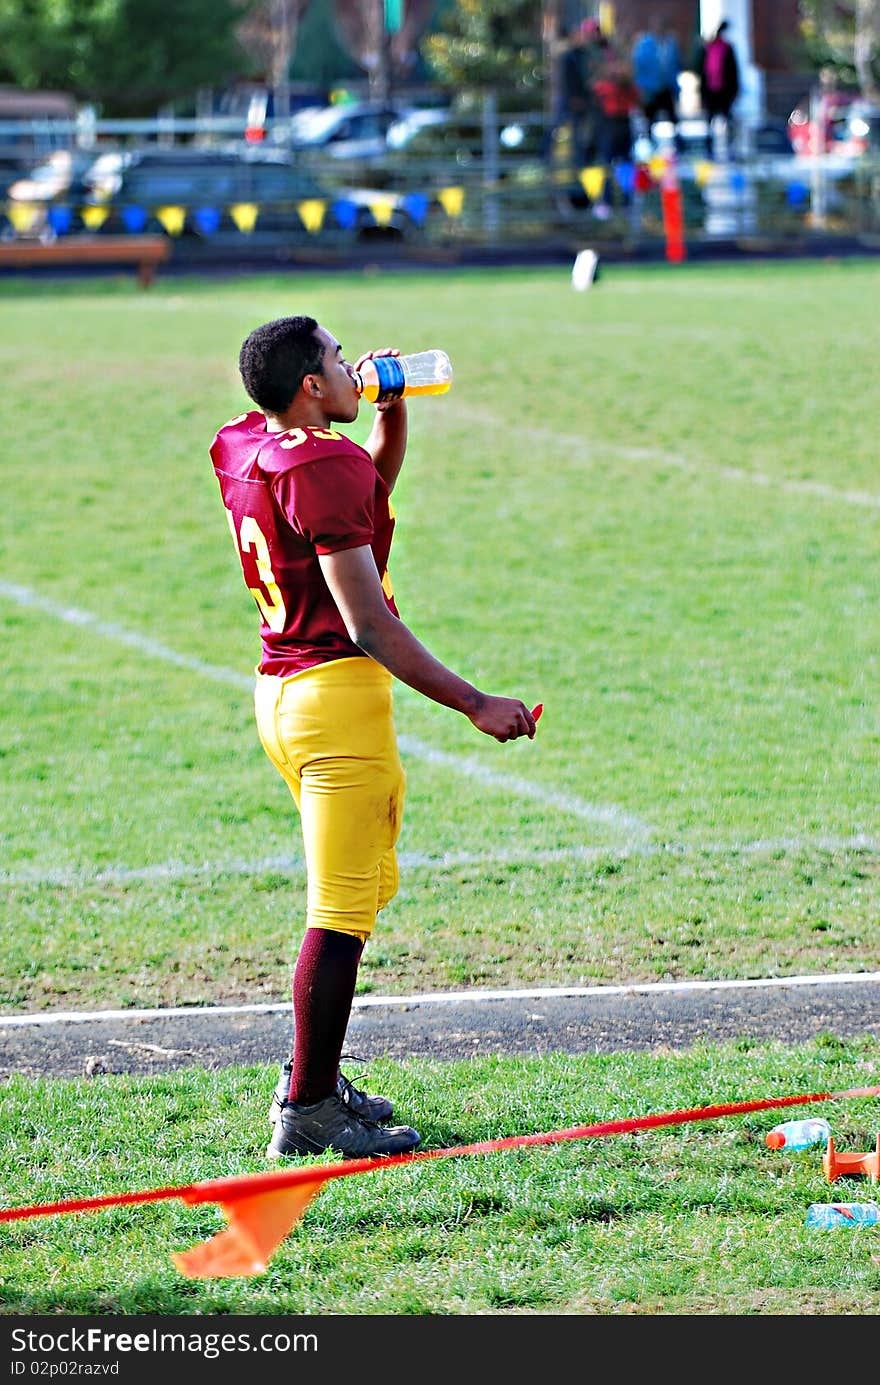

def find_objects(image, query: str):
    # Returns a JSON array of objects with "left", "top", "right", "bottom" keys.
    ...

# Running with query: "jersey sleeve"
[{"left": 273, "top": 454, "right": 375, "bottom": 555}]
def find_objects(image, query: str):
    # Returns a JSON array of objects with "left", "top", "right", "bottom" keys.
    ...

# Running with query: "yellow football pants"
[{"left": 254, "top": 656, "right": 405, "bottom": 942}]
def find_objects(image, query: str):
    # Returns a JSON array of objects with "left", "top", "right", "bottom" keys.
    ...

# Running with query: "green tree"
[
  {"left": 422, "top": 0, "right": 544, "bottom": 107},
  {"left": 0, "top": 0, "right": 254, "bottom": 114},
  {"left": 798, "top": 0, "right": 880, "bottom": 99}
]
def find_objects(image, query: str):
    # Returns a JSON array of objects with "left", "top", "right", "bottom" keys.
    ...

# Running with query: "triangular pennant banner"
[
  {"left": 81, "top": 205, "right": 110, "bottom": 231},
  {"left": 648, "top": 155, "right": 668, "bottom": 182},
  {"left": 156, "top": 205, "right": 186, "bottom": 236},
  {"left": 331, "top": 197, "right": 358, "bottom": 229},
  {"left": 694, "top": 160, "right": 715, "bottom": 187},
  {"left": 193, "top": 206, "right": 222, "bottom": 235},
  {"left": 401, "top": 191, "right": 429, "bottom": 225},
  {"left": 787, "top": 180, "right": 809, "bottom": 207},
  {"left": 578, "top": 166, "right": 606, "bottom": 201},
  {"left": 8, "top": 203, "right": 42, "bottom": 234},
  {"left": 614, "top": 160, "right": 635, "bottom": 194},
  {"left": 47, "top": 205, "right": 73, "bottom": 236},
  {"left": 369, "top": 197, "right": 394, "bottom": 227},
  {"left": 230, "top": 202, "right": 258, "bottom": 233},
  {"left": 122, "top": 204, "right": 148, "bottom": 233},
  {"left": 437, "top": 186, "right": 464, "bottom": 217},
  {"left": 297, "top": 198, "right": 326, "bottom": 233}
]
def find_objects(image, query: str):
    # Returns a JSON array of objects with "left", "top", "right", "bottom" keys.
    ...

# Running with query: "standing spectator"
[
  {"left": 656, "top": 22, "right": 683, "bottom": 127},
  {"left": 698, "top": 19, "right": 740, "bottom": 159},
  {"left": 631, "top": 19, "right": 665, "bottom": 126},
  {"left": 591, "top": 35, "right": 640, "bottom": 217},
  {"left": 545, "top": 19, "right": 598, "bottom": 165}
]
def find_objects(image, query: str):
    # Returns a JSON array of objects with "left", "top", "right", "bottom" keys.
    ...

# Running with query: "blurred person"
[
  {"left": 698, "top": 19, "right": 740, "bottom": 159},
  {"left": 657, "top": 22, "right": 683, "bottom": 126},
  {"left": 591, "top": 33, "right": 640, "bottom": 217},
  {"left": 545, "top": 17, "right": 598, "bottom": 164},
  {"left": 631, "top": 18, "right": 666, "bottom": 125},
  {"left": 209, "top": 318, "right": 538, "bottom": 1160}
]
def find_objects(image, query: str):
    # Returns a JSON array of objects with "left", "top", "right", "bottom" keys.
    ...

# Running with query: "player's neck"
[{"left": 265, "top": 399, "right": 333, "bottom": 433}]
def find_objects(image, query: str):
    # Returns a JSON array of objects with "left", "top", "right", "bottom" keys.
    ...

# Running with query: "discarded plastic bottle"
[
  {"left": 805, "top": 1202, "right": 880, "bottom": 1229},
  {"left": 355, "top": 350, "right": 453, "bottom": 404},
  {"left": 765, "top": 1118, "right": 832, "bottom": 1152}
]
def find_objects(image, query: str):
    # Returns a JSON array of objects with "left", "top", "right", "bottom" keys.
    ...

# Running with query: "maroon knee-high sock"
[{"left": 288, "top": 927, "right": 363, "bottom": 1106}]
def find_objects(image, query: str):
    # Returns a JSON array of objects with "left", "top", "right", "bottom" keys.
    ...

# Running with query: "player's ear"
[{"left": 302, "top": 372, "right": 323, "bottom": 398}]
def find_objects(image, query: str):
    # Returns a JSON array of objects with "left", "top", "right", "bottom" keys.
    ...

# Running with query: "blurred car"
[
  {"left": 385, "top": 108, "right": 453, "bottom": 150},
  {"left": 839, "top": 100, "right": 880, "bottom": 156},
  {"left": 0, "top": 154, "right": 28, "bottom": 198},
  {"left": 270, "top": 100, "right": 415, "bottom": 162},
  {"left": 71, "top": 143, "right": 430, "bottom": 246},
  {"left": 383, "top": 110, "right": 546, "bottom": 176},
  {"left": 79, "top": 145, "right": 332, "bottom": 237},
  {"left": 788, "top": 90, "right": 858, "bottom": 155},
  {"left": 7, "top": 148, "right": 98, "bottom": 204}
]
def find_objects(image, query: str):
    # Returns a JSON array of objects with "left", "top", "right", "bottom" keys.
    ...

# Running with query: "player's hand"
[
  {"left": 354, "top": 347, "right": 405, "bottom": 413},
  {"left": 469, "top": 695, "right": 537, "bottom": 743}
]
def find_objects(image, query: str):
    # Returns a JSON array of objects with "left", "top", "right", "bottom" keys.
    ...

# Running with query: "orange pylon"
[{"left": 823, "top": 1132, "right": 880, "bottom": 1184}]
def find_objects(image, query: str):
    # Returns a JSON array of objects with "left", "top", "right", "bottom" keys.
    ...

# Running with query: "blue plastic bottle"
[
  {"left": 765, "top": 1117, "right": 831, "bottom": 1151},
  {"left": 805, "top": 1202, "right": 880, "bottom": 1228}
]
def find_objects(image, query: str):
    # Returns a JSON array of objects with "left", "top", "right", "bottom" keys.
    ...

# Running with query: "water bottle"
[
  {"left": 805, "top": 1202, "right": 880, "bottom": 1229},
  {"left": 765, "top": 1118, "right": 832, "bottom": 1151},
  {"left": 355, "top": 350, "right": 453, "bottom": 404}
]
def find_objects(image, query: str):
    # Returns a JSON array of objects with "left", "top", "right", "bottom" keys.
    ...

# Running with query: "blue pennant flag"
[
  {"left": 47, "top": 204, "right": 73, "bottom": 235},
  {"left": 193, "top": 206, "right": 222, "bottom": 235},
  {"left": 786, "top": 180, "right": 808, "bottom": 207},
  {"left": 729, "top": 168, "right": 747, "bottom": 192},
  {"left": 614, "top": 161, "right": 635, "bottom": 195},
  {"left": 331, "top": 198, "right": 358, "bottom": 229},
  {"left": 401, "top": 192, "right": 429, "bottom": 225},
  {"left": 122, "top": 204, "right": 148, "bottom": 233}
]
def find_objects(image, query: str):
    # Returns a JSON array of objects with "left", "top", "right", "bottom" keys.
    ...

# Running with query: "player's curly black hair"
[{"left": 238, "top": 315, "right": 324, "bottom": 414}]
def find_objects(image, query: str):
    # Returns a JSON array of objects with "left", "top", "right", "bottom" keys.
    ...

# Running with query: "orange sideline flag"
[
  {"left": 174, "top": 1178, "right": 327, "bottom": 1278},
  {"left": 2, "top": 1084, "right": 878, "bottom": 1280}
]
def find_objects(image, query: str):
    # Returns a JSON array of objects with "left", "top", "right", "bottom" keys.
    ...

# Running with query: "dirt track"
[{"left": 1, "top": 976, "right": 878, "bottom": 1080}]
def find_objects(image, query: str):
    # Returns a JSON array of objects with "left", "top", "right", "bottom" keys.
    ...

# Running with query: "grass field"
[{"left": 1, "top": 258, "right": 879, "bottom": 1316}]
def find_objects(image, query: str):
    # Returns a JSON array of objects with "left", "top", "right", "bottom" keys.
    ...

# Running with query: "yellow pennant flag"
[
  {"left": 648, "top": 155, "right": 668, "bottom": 182},
  {"left": 230, "top": 202, "right": 258, "bottom": 233},
  {"left": 694, "top": 160, "right": 716, "bottom": 187},
  {"left": 578, "top": 166, "right": 606, "bottom": 201},
  {"left": 437, "top": 186, "right": 464, "bottom": 218},
  {"left": 369, "top": 198, "right": 394, "bottom": 227},
  {"left": 156, "top": 205, "right": 186, "bottom": 236},
  {"left": 7, "top": 203, "right": 42, "bottom": 234},
  {"left": 80, "top": 205, "right": 110, "bottom": 231},
  {"left": 297, "top": 199, "right": 326, "bottom": 233}
]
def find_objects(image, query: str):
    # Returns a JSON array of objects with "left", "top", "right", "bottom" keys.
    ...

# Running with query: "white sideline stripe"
[
  {"left": 454, "top": 411, "right": 880, "bottom": 511},
  {"left": 2, "top": 972, "right": 879, "bottom": 1028},
  {"left": 622, "top": 446, "right": 880, "bottom": 511},
  {"left": 2, "top": 835, "right": 878, "bottom": 889},
  {"left": 0, "top": 579, "right": 651, "bottom": 837}
]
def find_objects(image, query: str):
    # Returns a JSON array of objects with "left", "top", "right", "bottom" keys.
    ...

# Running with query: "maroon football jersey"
[{"left": 210, "top": 410, "right": 398, "bottom": 676}]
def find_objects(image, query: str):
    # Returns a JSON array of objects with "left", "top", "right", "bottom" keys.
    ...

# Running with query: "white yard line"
[
  {"left": 452, "top": 410, "right": 880, "bottom": 511},
  {"left": 2, "top": 835, "right": 877, "bottom": 890},
  {"left": 2, "top": 971, "right": 879, "bottom": 1028},
  {"left": 0, "top": 579, "right": 652, "bottom": 837}
]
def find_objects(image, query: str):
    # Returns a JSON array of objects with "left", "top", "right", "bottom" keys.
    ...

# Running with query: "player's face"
[{"left": 314, "top": 327, "right": 360, "bottom": 423}]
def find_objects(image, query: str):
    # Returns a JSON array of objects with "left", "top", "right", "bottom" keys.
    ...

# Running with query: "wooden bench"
[{"left": 0, "top": 235, "right": 171, "bottom": 287}]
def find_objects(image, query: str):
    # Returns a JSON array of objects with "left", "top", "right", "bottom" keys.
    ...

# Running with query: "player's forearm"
[
  {"left": 365, "top": 402, "right": 408, "bottom": 493},
  {"left": 353, "top": 610, "right": 482, "bottom": 716}
]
